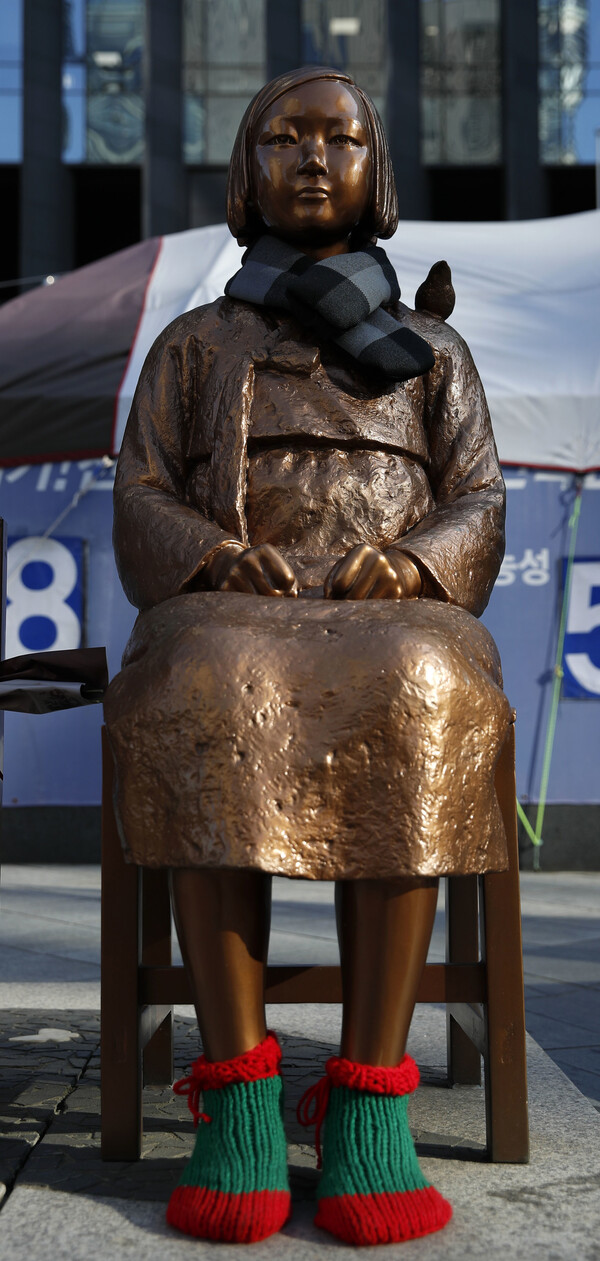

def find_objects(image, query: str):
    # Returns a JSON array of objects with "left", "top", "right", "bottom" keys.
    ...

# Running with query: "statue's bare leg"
[
  {"left": 312, "top": 877, "right": 450, "bottom": 1244},
  {"left": 172, "top": 869, "right": 437, "bottom": 1064},
  {"left": 170, "top": 867, "right": 271, "bottom": 1061},
  {"left": 335, "top": 876, "right": 439, "bottom": 1065},
  {"left": 168, "top": 868, "right": 291, "bottom": 1240}
]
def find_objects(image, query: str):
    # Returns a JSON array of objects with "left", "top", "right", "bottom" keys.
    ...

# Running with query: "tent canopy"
[{"left": 1, "top": 211, "right": 599, "bottom": 471}]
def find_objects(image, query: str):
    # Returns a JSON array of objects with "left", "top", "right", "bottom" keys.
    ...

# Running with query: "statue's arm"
[
  {"left": 113, "top": 328, "right": 241, "bottom": 611},
  {"left": 389, "top": 331, "right": 505, "bottom": 618}
]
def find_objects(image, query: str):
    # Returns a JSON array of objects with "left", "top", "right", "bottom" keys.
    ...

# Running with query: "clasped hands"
[{"left": 204, "top": 541, "right": 422, "bottom": 601}]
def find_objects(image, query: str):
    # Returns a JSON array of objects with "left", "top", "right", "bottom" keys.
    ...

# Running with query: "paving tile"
[
  {"left": 0, "top": 866, "right": 101, "bottom": 893},
  {"left": 549, "top": 1045, "right": 600, "bottom": 1076},
  {"left": 0, "top": 888, "right": 101, "bottom": 930},
  {"left": 270, "top": 901, "right": 337, "bottom": 938},
  {"left": 0, "top": 912, "right": 101, "bottom": 967},
  {"left": 534, "top": 933, "right": 600, "bottom": 957},
  {"left": 522, "top": 975, "right": 584, "bottom": 1003},
  {"left": 272, "top": 877, "right": 335, "bottom": 905},
  {"left": 546, "top": 1060, "right": 600, "bottom": 1108},
  {"left": 521, "top": 918, "right": 600, "bottom": 949},
  {"left": 523, "top": 955, "right": 600, "bottom": 985},
  {"left": 0, "top": 982, "right": 101, "bottom": 1010},
  {"left": 524, "top": 980, "right": 555, "bottom": 998},
  {"left": 0, "top": 1009, "right": 100, "bottom": 1199},
  {"left": 0, "top": 946, "right": 100, "bottom": 1013},
  {"left": 0, "top": 942, "right": 99, "bottom": 983},
  {"left": 524, "top": 1008, "right": 600, "bottom": 1050},
  {"left": 519, "top": 871, "right": 600, "bottom": 912},
  {"left": 268, "top": 931, "right": 340, "bottom": 967},
  {"left": 525, "top": 985, "right": 600, "bottom": 1037},
  {"left": 523, "top": 976, "right": 578, "bottom": 995}
]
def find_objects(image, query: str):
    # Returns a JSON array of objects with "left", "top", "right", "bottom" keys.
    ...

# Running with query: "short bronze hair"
[{"left": 226, "top": 65, "right": 399, "bottom": 246}]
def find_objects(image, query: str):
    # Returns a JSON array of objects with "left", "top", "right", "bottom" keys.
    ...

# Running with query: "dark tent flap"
[{"left": 0, "top": 238, "right": 159, "bottom": 464}]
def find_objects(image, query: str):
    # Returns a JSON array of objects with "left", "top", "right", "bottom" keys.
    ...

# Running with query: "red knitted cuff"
[
  {"left": 188, "top": 1032, "right": 282, "bottom": 1091},
  {"left": 325, "top": 1052, "right": 420, "bottom": 1096}
]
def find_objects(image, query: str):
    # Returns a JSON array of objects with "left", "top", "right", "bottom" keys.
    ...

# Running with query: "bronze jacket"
[{"left": 114, "top": 295, "right": 505, "bottom": 617}]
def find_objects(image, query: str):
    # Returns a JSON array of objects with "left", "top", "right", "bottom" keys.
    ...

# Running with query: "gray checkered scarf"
[{"left": 225, "top": 235, "right": 435, "bottom": 382}]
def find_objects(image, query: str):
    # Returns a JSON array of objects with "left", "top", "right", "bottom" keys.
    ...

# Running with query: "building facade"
[{"left": 0, "top": 0, "right": 598, "bottom": 296}]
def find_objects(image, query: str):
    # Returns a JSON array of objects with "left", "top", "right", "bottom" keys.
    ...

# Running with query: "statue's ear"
[{"left": 415, "top": 260, "right": 455, "bottom": 321}]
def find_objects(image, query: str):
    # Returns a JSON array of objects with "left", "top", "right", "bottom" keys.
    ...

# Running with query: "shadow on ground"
[{"left": 1, "top": 1010, "right": 487, "bottom": 1210}]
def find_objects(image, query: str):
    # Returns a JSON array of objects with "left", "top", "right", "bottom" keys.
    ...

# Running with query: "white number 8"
[{"left": 6, "top": 537, "right": 82, "bottom": 657}]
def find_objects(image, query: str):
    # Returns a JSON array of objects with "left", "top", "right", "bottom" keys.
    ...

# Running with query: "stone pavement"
[{"left": 1, "top": 867, "right": 600, "bottom": 1258}]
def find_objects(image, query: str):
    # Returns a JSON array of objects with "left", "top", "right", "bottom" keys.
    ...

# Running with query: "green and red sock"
[
  {"left": 166, "top": 1031, "right": 291, "bottom": 1243},
  {"left": 298, "top": 1053, "right": 452, "bottom": 1246}
]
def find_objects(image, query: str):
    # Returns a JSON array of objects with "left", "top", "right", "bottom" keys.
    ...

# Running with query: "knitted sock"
[
  {"left": 166, "top": 1032, "right": 291, "bottom": 1242},
  {"left": 298, "top": 1053, "right": 452, "bottom": 1246}
]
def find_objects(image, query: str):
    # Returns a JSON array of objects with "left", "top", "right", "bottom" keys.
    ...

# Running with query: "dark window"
[{"left": 421, "top": 0, "right": 501, "bottom": 165}]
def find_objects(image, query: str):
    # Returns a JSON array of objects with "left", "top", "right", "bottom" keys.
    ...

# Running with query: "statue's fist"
[
  {"left": 385, "top": 549, "right": 423, "bottom": 598},
  {"left": 207, "top": 542, "right": 298, "bottom": 598},
  {"left": 324, "top": 543, "right": 422, "bottom": 601}
]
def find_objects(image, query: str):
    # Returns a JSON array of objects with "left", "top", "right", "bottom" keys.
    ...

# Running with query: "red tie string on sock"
[
  {"left": 297, "top": 1075, "right": 331, "bottom": 1169},
  {"left": 171, "top": 1034, "right": 283, "bottom": 1129},
  {"left": 173, "top": 1069, "right": 212, "bottom": 1127}
]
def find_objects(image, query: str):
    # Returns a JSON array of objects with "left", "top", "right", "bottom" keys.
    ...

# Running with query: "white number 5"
[{"left": 565, "top": 562, "right": 600, "bottom": 695}]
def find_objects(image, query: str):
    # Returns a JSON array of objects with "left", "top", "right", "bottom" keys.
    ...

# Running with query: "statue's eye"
[
  {"left": 266, "top": 133, "right": 296, "bottom": 146},
  {"left": 329, "top": 134, "right": 360, "bottom": 146}
]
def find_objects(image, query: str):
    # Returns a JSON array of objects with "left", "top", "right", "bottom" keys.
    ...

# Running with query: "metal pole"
[
  {"left": 20, "top": 0, "right": 73, "bottom": 282},
  {"left": 502, "top": 0, "right": 547, "bottom": 219},
  {"left": 143, "top": 0, "right": 186, "bottom": 238},
  {"left": 266, "top": 0, "right": 302, "bottom": 80},
  {"left": 386, "top": 0, "right": 429, "bottom": 220}
]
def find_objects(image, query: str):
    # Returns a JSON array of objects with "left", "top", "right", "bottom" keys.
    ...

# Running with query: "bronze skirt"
[{"left": 103, "top": 592, "right": 511, "bottom": 879}]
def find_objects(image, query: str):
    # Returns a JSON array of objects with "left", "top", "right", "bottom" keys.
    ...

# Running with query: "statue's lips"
[{"left": 296, "top": 187, "right": 329, "bottom": 200}]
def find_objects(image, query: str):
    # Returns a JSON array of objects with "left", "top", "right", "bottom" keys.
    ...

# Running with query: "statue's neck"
[{"left": 265, "top": 230, "right": 351, "bottom": 262}]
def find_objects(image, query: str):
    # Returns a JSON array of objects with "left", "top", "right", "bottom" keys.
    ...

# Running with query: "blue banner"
[{"left": 1, "top": 460, "right": 599, "bottom": 806}]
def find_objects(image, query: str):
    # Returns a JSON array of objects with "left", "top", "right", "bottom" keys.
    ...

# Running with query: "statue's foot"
[
  {"left": 299, "top": 1053, "right": 452, "bottom": 1246},
  {"left": 166, "top": 1032, "right": 291, "bottom": 1242}
]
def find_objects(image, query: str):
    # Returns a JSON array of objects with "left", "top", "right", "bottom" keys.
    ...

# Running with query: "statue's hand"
[
  {"left": 209, "top": 543, "right": 299, "bottom": 597},
  {"left": 324, "top": 544, "right": 422, "bottom": 601}
]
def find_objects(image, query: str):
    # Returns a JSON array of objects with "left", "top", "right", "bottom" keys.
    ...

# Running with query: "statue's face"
[{"left": 252, "top": 79, "right": 371, "bottom": 249}]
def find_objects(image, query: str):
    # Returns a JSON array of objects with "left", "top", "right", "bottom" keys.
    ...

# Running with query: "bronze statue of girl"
[{"left": 105, "top": 65, "right": 510, "bottom": 1245}]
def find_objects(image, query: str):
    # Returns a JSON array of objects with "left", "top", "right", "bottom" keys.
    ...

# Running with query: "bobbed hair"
[{"left": 226, "top": 65, "right": 399, "bottom": 246}]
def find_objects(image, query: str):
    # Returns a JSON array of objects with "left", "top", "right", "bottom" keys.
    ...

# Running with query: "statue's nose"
[{"left": 298, "top": 142, "right": 327, "bottom": 174}]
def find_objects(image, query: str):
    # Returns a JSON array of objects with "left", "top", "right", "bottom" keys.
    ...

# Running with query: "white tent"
[{"left": 114, "top": 210, "right": 600, "bottom": 472}]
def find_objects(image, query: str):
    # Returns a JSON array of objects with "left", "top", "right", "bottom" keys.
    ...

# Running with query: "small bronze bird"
[{"left": 415, "top": 260, "right": 455, "bottom": 322}]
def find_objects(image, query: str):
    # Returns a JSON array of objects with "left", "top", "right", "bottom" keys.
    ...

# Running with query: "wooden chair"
[
  {"left": 100, "top": 718, "right": 529, "bottom": 1165},
  {"left": 0, "top": 522, "right": 527, "bottom": 1163}
]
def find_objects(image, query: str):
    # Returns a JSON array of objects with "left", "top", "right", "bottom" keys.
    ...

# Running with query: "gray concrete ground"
[{"left": 1, "top": 867, "right": 599, "bottom": 1258}]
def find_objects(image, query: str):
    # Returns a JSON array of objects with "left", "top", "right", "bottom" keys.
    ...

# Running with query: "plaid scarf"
[{"left": 225, "top": 236, "right": 435, "bottom": 382}]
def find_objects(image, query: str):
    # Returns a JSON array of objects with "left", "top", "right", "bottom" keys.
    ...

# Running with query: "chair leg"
[
  {"left": 480, "top": 723, "right": 529, "bottom": 1162},
  {"left": 100, "top": 727, "right": 143, "bottom": 1160},
  {"left": 141, "top": 867, "right": 174, "bottom": 1086},
  {"left": 446, "top": 875, "right": 481, "bottom": 1085}
]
